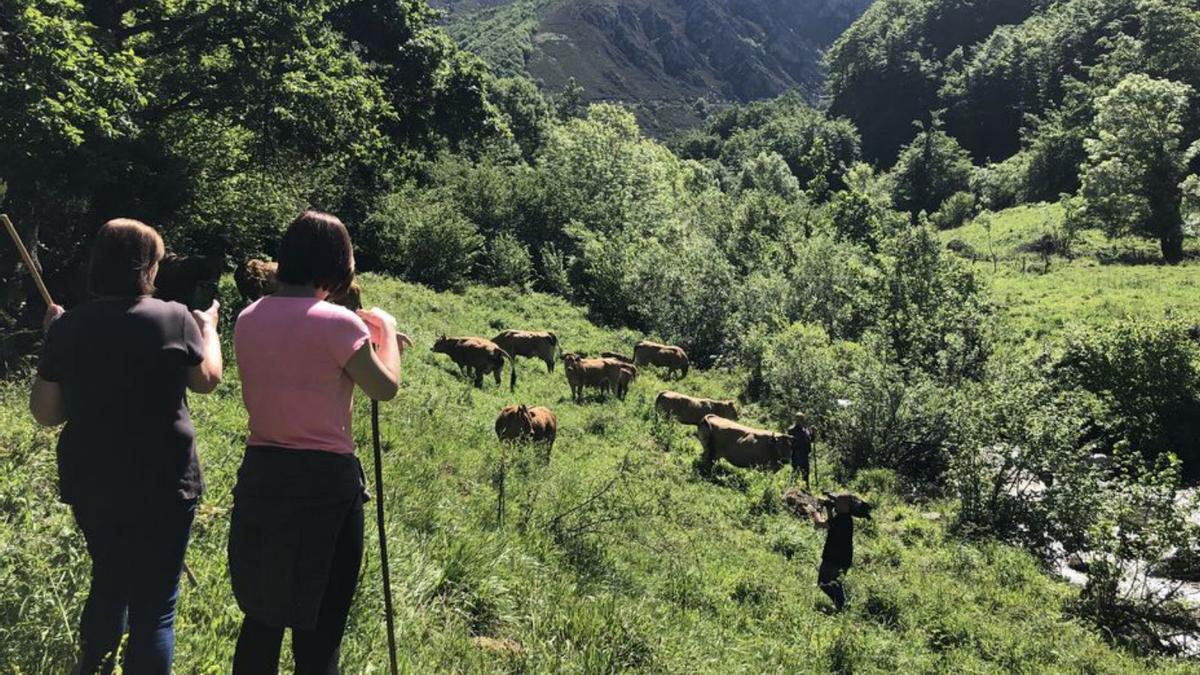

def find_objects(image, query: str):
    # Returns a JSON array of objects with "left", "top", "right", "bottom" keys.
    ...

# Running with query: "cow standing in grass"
[
  {"left": 633, "top": 340, "right": 689, "bottom": 379},
  {"left": 655, "top": 391, "right": 737, "bottom": 425},
  {"left": 433, "top": 336, "right": 516, "bottom": 391},
  {"left": 696, "top": 414, "right": 792, "bottom": 472},
  {"left": 495, "top": 405, "right": 558, "bottom": 449},
  {"left": 562, "top": 354, "right": 623, "bottom": 402},
  {"left": 492, "top": 330, "right": 558, "bottom": 372}
]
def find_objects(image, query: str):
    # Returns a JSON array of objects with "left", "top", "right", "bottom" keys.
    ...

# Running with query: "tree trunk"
[{"left": 1160, "top": 229, "right": 1184, "bottom": 265}]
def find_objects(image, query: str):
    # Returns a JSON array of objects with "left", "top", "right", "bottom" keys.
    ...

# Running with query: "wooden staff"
[
  {"left": 371, "top": 399, "right": 400, "bottom": 675},
  {"left": 1, "top": 214, "right": 54, "bottom": 306}
]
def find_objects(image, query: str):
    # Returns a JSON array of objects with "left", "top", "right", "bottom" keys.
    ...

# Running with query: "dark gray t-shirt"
[{"left": 38, "top": 297, "right": 205, "bottom": 508}]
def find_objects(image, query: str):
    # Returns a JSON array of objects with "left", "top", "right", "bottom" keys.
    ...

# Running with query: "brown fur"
[
  {"left": 600, "top": 352, "right": 634, "bottom": 365},
  {"left": 155, "top": 253, "right": 225, "bottom": 309},
  {"left": 433, "top": 336, "right": 517, "bottom": 391},
  {"left": 495, "top": 405, "right": 558, "bottom": 449},
  {"left": 633, "top": 340, "right": 689, "bottom": 379},
  {"left": 562, "top": 354, "right": 624, "bottom": 402},
  {"left": 234, "top": 258, "right": 361, "bottom": 310},
  {"left": 491, "top": 330, "right": 558, "bottom": 372},
  {"left": 610, "top": 361, "right": 638, "bottom": 400},
  {"left": 696, "top": 414, "right": 792, "bottom": 472},
  {"left": 655, "top": 391, "right": 738, "bottom": 426}
]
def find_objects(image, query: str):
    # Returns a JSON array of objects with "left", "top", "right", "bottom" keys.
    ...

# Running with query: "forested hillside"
[
  {"left": 2, "top": 0, "right": 1199, "bottom": 669},
  {"left": 431, "top": 0, "right": 873, "bottom": 134}
]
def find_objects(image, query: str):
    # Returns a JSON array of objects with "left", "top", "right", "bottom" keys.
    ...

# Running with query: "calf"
[
  {"left": 562, "top": 354, "right": 623, "bottom": 402},
  {"left": 495, "top": 404, "right": 558, "bottom": 449},
  {"left": 433, "top": 336, "right": 516, "bottom": 391}
]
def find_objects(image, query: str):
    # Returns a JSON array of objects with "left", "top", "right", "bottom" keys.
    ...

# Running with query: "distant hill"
[{"left": 431, "top": 0, "right": 874, "bottom": 135}]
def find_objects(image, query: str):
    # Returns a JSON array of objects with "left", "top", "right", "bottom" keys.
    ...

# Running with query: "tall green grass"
[
  {"left": 0, "top": 277, "right": 1190, "bottom": 672},
  {"left": 940, "top": 204, "right": 1200, "bottom": 347}
]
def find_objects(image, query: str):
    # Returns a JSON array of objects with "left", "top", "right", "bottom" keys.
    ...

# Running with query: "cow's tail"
[
  {"left": 502, "top": 349, "right": 517, "bottom": 391},
  {"left": 548, "top": 332, "right": 559, "bottom": 372},
  {"left": 681, "top": 357, "right": 690, "bottom": 379},
  {"left": 654, "top": 391, "right": 666, "bottom": 417}
]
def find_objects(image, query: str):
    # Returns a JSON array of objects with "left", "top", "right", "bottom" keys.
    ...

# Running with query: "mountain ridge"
[{"left": 432, "top": 0, "right": 874, "bottom": 134}]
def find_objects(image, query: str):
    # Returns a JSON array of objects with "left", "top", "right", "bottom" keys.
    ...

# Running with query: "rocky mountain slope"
[{"left": 432, "top": 0, "right": 873, "bottom": 134}]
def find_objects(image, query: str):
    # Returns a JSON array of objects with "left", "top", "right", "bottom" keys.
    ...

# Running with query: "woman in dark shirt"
[{"left": 29, "top": 219, "right": 224, "bottom": 675}]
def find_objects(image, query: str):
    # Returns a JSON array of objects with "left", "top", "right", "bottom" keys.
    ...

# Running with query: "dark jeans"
[
  {"left": 232, "top": 504, "right": 364, "bottom": 675},
  {"left": 72, "top": 499, "right": 196, "bottom": 675},
  {"left": 818, "top": 561, "right": 847, "bottom": 610}
]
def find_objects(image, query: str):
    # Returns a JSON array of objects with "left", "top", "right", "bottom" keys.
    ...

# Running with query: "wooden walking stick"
[
  {"left": 371, "top": 399, "right": 400, "bottom": 675},
  {"left": 2, "top": 214, "right": 53, "bottom": 307}
]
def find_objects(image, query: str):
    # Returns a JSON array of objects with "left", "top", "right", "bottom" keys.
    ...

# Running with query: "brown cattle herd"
[{"left": 150, "top": 258, "right": 799, "bottom": 473}]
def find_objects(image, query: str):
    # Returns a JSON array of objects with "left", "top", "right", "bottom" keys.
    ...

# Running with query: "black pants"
[
  {"left": 73, "top": 500, "right": 195, "bottom": 675},
  {"left": 232, "top": 504, "right": 364, "bottom": 675},
  {"left": 818, "top": 561, "right": 847, "bottom": 610}
]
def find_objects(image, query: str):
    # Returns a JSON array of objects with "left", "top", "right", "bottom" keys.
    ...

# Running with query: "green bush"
[
  {"left": 1053, "top": 319, "right": 1200, "bottom": 479},
  {"left": 930, "top": 191, "right": 978, "bottom": 230},
  {"left": 361, "top": 189, "right": 484, "bottom": 291},
  {"left": 480, "top": 232, "right": 533, "bottom": 288}
]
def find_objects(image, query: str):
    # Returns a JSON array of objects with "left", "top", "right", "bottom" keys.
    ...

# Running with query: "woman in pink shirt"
[{"left": 229, "top": 211, "right": 400, "bottom": 675}]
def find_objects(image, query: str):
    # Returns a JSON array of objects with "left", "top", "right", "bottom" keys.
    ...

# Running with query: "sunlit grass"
[{"left": 0, "top": 276, "right": 1190, "bottom": 672}]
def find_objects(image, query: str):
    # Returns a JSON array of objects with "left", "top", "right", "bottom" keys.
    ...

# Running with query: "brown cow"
[
  {"left": 562, "top": 354, "right": 623, "bottom": 402},
  {"left": 655, "top": 391, "right": 738, "bottom": 426},
  {"left": 492, "top": 330, "right": 558, "bottom": 372},
  {"left": 234, "top": 258, "right": 362, "bottom": 310},
  {"left": 433, "top": 336, "right": 516, "bottom": 391},
  {"left": 155, "top": 253, "right": 225, "bottom": 309},
  {"left": 495, "top": 405, "right": 557, "bottom": 449},
  {"left": 696, "top": 414, "right": 792, "bottom": 472},
  {"left": 600, "top": 352, "right": 634, "bottom": 365},
  {"left": 633, "top": 340, "right": 689, "bottom": 379},
  {"left": 610, "top": 361, "right": 638, "bottom": 400}
]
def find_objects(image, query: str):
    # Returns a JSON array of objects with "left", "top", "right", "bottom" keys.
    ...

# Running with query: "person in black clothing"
[
  {"left": 787, "top": 413, "right": 815, "bottom": 488},
  {"left": 30, "top": 219, "right": 224, "bottom": 675},
  {"left": 815, "top": 493, "right": 872, "bottom": 611}
]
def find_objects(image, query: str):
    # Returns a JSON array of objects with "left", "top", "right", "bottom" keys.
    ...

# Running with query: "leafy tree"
[
  {"left": 554, "top": 77, "right": 586, "bottom": 120},
  {"left": 489, "top": 76, "right": 553, "bottom": 161},
  {"left": 889, "top": 117, "right": 974, "bottom": 223},
  {"left": 1075, "top": 74, "right": 1195, "bottom": 263}
]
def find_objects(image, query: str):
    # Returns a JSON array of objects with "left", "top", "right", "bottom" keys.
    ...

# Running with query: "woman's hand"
[
  {"left": 192, "top": 300, "right": 220, "bottom": 333},
  {"left": 42, "top": 304, "right": 65, "bottom": 333},
  {"left": 356, "top": 307, "right": 397, "bottom": 348},
  {"left": 187, "top": 299, "right": 224, "bottom": 394}
]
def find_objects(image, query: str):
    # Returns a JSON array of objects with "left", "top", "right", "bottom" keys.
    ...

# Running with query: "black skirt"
[{"left": 228, "top": 446, "right": 366, "bottom": 630}]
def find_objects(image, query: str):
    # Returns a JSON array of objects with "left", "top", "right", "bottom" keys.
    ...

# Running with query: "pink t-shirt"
[{"left": 234, "top": 297, "right": 370, "bottom": 455}]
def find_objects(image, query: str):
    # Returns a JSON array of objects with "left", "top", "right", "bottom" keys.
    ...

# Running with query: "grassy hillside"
[
  {"left": 0, "top": 276, "right": 1191, "bottom": 672},
  {"left": 940, "top": 204, "right": 1200, "bottom": 347}
]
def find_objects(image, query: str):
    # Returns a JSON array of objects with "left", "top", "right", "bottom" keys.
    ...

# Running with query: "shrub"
[
  {"left": 930, "top": 191, "right": 978, "bottom": 230},
  {"left": 1052, "top": 319, "right": 1200, "bottom": 479},
  {"left": 361, "top": 189, "right": 483, "bottom": 291},
  {"left": 480, "top": 232, "right": 533, "bottom": 288}
]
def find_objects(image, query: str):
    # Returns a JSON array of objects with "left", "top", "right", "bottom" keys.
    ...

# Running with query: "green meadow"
[
  {"left": 1, "top": 276, "right": 1189, "bottom": 673},
  {"left": 940, "top": 203, "right": 1200, "bottom": 347}
]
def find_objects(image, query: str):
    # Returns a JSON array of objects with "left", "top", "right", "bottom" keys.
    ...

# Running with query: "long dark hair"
[
  {"left": 276, "top": 211, "right": 355, "bottom": 297},
  {"left": 87, "top": 219, "right": 165, "bottom": 297}
]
